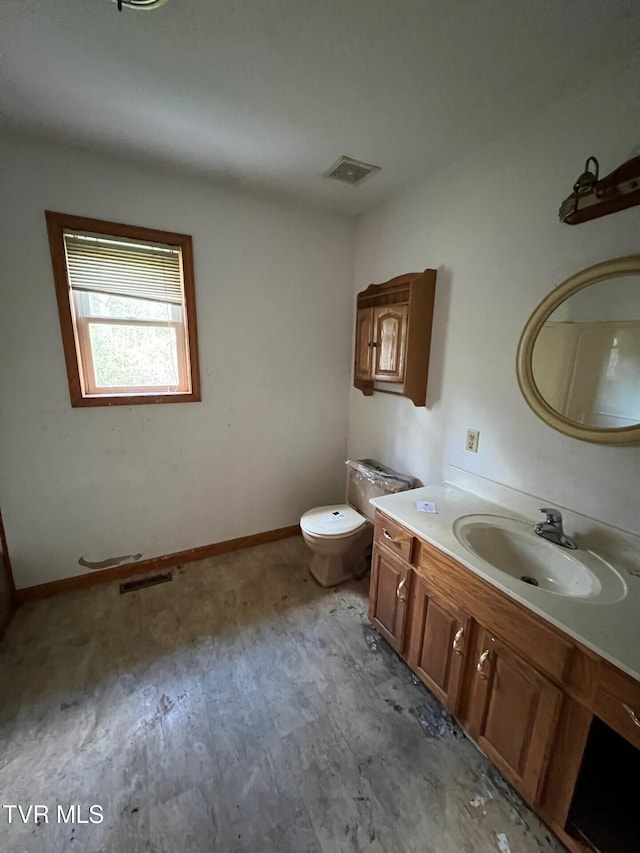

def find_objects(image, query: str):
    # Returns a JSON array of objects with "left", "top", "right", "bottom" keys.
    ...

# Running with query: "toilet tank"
[{"left": 346, "top": 459, "right": 416, "bottom": 521}]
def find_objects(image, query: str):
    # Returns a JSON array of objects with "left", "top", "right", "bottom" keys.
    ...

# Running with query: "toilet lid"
[{"left": 300, "top": 504, "right": 367, "bottom": 538}]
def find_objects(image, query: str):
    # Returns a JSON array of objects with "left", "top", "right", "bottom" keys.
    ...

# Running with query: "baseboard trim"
[{"left": 15, "top": 524, "right": 301, "bottom": 603}]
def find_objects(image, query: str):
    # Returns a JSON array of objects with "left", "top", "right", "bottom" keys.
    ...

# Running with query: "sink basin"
[{"left": 452, "top": 514, "right": 626, "bottom": 604}]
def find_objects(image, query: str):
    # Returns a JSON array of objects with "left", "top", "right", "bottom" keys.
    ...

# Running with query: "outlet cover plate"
[{"left": 466, "top": 429, "right": 479, "bottom": 453}]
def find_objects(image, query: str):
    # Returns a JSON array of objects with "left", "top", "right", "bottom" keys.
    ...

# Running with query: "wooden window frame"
[{"left": 46, "top": 211, "right": 201, "bottom": 407}]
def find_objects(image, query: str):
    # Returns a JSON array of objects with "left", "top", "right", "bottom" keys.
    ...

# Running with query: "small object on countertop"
[{"left": 417, "top": 501, "right": 437, "bottom": 513}]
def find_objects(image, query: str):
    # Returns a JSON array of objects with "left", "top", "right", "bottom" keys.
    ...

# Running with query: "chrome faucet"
[{"left": 534, "top": 508, "right": 577, "bottom": 549}]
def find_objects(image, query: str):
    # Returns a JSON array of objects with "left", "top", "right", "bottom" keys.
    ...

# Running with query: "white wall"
[
  {"left": 0, "top": 135, "right": 354, "bottom": 588},
  {"left": 348, "top": 57, "right": 640, "bottom": 535}
]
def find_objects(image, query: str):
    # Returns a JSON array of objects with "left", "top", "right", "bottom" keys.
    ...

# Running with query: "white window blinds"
[{"left": 63, "top": 231, "right": 183, "bottom": 305}]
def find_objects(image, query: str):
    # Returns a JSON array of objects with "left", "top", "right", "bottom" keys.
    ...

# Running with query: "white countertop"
[{"left": 370, "top": 483, "right": 640, "bottom": 681}]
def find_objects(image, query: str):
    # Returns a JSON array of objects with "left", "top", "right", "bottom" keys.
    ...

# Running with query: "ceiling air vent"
[{"left": 324, "top": 156, "right": 381, "bottom": 187}]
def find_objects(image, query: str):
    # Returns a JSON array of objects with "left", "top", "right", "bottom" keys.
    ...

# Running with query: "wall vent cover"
[
  {"left": 324, "top": 156, "right": 381, "bottom": 186},
  {"left": 120, "top": 572, "right": 172, "bottom": 594}
]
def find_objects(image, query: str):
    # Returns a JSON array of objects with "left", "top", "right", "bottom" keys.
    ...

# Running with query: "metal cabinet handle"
[
  {"left": 383, "top": 529, "right": 394, "bottom": 541},
  {"left": 396, "top": 577, "right": 407, "bottom": 601},
  {"left": 452, "top": 627, "right": 464, "bottom": 656},
  {"left": 623, "top": 703, "right": 640, "bottom": 728},
  {"left": 477, "top": 650, "right": 490, "bottom": 679}
]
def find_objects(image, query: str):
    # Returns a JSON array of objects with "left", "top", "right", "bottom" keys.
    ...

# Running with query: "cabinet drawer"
[
  {"left": 593, "top": 662, "right": 640, "bottom": 749},
  {"left": 374, "top": 513, "right": 414, "bottom": 562}
]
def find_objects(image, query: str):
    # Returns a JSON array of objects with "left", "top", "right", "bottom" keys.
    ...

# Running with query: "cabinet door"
[
  {"left": 368, "top": 545, "right": 411, "bottom": 653},
  {"left": 466, "top": 630, "right": 561, "bottom": 804},
  {"left": 593, "top": 661, "right": 640, "bottom": 750},
  {"left": 372, "top": 305, "right": 408, "bottom": 382},
  {"left": 354, "top": 307, "right": 374, "bottom": 381},
  {"left": 406, "top": 575, "right": 471, "bottom": 715}
]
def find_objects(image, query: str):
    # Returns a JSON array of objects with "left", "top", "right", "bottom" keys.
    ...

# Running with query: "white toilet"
[{"left": 300, "top": 459, "right": 415, "bottom": 587}]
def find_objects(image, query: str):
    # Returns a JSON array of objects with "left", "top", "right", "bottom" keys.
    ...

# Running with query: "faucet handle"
[{"left": 539, "top": 507, "right": 562, "bottom": 525}]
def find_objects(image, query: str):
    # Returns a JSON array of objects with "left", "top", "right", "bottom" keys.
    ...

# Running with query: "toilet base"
[{"left": 306, "top": 527, "right": 373, "bottom": 588}]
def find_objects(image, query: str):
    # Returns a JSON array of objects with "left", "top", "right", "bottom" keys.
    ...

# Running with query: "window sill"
[{"left": 70, "top": 390, "right": 201, "bottom": 407}]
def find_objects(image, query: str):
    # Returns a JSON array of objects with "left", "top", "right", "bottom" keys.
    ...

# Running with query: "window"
[{"left": 46, "top": 211, "right": 200, "bottom": 407}]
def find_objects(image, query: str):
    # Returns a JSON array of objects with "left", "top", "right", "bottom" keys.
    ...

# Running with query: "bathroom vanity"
[{"left": 368, "top": 484, "right": 640, "bottom": 853}]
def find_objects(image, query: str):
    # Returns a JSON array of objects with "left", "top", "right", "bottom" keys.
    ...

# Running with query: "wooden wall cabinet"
[
  {"left": 354, "top": 270, "right": 437, "bottom": 406},
  {"left": 368, "top": 509, "right": 640, "bottom": 853}
]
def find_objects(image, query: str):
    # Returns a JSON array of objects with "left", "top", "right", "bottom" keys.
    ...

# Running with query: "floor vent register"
[{"left": 119, "top": 572, "right": 172, "bottom": 594}]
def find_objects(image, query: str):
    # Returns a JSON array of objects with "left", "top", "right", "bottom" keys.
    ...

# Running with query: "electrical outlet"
[{"left": 466, "top": 429, "right": 479, "bottom": 453}]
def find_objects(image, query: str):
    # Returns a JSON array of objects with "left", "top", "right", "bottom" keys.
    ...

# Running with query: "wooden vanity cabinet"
[
  {"left": 354, "top": 270, "right": 437, "bottom": 406},
  {"left": 406, "top": 574, "right": 471, "bottom": 715},
  {"left": 369, "top": 544, "right": 412, "bottom": 653},
  {"left": 465, "top": 628, "right": 562, "bottom": 804},
  {"left": 370, "top": 520, "right": 561, "bottom": 805},
  {"left": 592, "top": 660, "right": 640, "bottom": 750},
  {"left": 368, "top": 509, "right": 640, "bottom": 852}
]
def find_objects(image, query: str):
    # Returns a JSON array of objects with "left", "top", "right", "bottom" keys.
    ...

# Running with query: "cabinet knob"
[
  {"left": 383, "top": 529, "right": 394, "bottom": 542},
  {"left": 396, "top": 577, "right": 407, "bottom": 601},
  {"left": 452, "top": 627, "right": 465, "bottom": 655},
  {"left": 623, "top": 703, "right": 640, "bottom": 728},
  {"left": 477, "top": 650, "right": 490, "bottom": 679}
]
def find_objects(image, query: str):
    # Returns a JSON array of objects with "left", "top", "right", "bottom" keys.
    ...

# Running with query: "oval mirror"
[{"left": 517, "top": 255, "right": 640, "bottom": 444}]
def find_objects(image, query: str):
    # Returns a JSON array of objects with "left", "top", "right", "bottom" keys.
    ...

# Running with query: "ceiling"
[{"left": 1, "top": 0, "right": 639, "bottom": 216}]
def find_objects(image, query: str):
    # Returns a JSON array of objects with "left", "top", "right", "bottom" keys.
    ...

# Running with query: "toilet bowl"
[
  {"left": 300, "top": 504, "right": 372, "bottom": 587},
  {"left": 300, "top": 459, "right": 415, "bottom": 588}
]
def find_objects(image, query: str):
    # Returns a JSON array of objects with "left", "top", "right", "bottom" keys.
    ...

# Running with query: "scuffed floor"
[{"left": 0, "top": 537, "right": 565, "bottom": 852}]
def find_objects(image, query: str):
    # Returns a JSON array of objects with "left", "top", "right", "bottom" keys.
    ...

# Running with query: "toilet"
[{"left": 300, "top": 459, "right": 415, "bottom": 587}]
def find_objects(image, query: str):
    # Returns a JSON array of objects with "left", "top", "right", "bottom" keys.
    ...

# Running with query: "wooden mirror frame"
[{"left": 516, "top": 255, "right": 640, "bottom": 445}]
